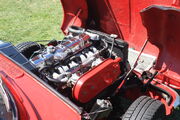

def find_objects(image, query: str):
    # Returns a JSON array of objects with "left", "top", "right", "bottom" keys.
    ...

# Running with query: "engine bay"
[
  {"left": 0, "top": 25, "right": 179, "bottom": 120},
  {"left": 0, "top": 26, "right": 131, "bottom": 119},
  {"left": 28, "top": 26, "right": 128, "bottom": 105}
]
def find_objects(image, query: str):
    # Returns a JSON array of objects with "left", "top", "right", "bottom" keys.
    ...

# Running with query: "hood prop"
[{"left": 115, "top": 39, "right": 149, "bottom": 93}]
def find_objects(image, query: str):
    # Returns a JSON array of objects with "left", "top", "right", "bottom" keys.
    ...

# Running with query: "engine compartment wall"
[{"left": 60, "top": 0, "right": 178, "bottom": 54}]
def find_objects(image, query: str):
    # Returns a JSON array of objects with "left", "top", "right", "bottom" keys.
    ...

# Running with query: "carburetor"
[{"left": 30, "top": 34, "right": 92, "bottom": 68}]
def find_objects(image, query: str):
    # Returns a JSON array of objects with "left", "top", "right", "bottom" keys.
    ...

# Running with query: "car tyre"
[
  {"left": 122, "top": 96, "right": 165, "bottom": 120},
  {"left": 16, "top": 41, "right": 41, "bottom": 59}
]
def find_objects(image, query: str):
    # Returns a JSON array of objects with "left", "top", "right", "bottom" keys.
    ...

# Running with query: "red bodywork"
[
  {"left": 0, "top": 54, "right": 81, "bottom": 120},
  {"left": 73, "top": 58, "right": 121, "bottom": 103},
  {"left": 140, "top": 6, "right": 180, "bottom": 89}
]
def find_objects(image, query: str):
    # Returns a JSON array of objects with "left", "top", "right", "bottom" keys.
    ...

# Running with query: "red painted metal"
[
  {"left": 60, "top": 0, "right": 88, "bottom": 34},
  {"left": 73, "top": 58, "right": 121, "bottom": 103},
  {"left": 0, "top": 54, "right": 81, "bottom": 120},
  {"left": 60, "top": 0, "right": 180, "bottom": 89},
  {"left": 140, "top": 6, "right": 180, "bottom": 89},
  {"left": 0, "top": 73, "right": 32, "bottom": 120}
]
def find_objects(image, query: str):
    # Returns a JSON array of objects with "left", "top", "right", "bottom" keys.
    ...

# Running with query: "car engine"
[
  {"left": 30, "top": 33, "right": 105, "bottom": 85},
  {"left": 0, "top": 26, "right": 129, "bottom": 119},
  {"left": 26, "top": 26, "right": 128, "bottom": 105}
]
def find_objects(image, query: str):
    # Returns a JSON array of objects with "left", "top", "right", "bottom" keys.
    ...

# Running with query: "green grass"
[
  {"left": 0, "top": 0, "right": 64, "bottom": 45},
  {"left": 0, "top": 0, "right": 179, "bottom": 119}
]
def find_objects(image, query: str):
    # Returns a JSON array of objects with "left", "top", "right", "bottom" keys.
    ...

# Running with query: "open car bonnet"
[{"left": 60, "top": 0, "right": 180, "bottom": 89}]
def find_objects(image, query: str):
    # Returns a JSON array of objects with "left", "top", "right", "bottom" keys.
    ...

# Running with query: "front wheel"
[{"left": 122, "top": 96, "right": 165, "bottom": 120}]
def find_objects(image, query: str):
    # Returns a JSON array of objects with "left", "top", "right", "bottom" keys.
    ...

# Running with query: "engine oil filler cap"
[{"left": 73, "top": 58, "right": 121, "bottom": 103}]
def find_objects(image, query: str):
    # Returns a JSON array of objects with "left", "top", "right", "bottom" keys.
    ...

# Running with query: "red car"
[{"left": 0, "top": 0, "right": 180, "bottom": 120}]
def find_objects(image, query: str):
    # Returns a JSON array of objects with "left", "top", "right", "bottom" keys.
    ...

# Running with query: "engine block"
[{"left": 29, "top": 31, "right": 122, "bottom": 103}]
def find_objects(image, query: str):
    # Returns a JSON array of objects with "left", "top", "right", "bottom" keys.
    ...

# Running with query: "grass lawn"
[
  {"left": 0, "top": 0, "right": 64, "bottom": 44},
  {"left": 0, "top": 0, "right": 179, "bottom": 119}
]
